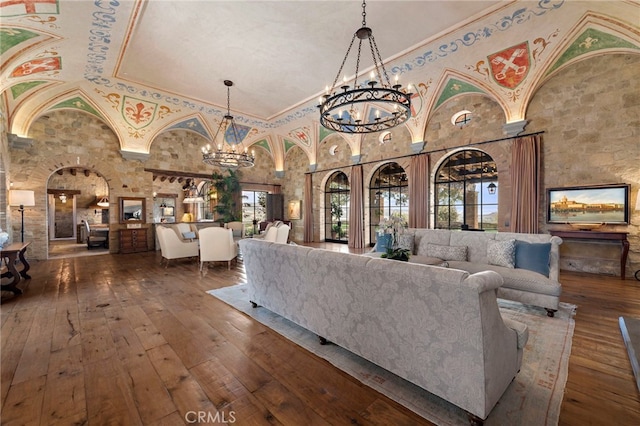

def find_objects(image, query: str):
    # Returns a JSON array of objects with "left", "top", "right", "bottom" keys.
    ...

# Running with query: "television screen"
[{"left": 547, "top": 184, "right": 630, "bottom": 224}]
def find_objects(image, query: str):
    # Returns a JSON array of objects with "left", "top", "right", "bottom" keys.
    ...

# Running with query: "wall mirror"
[{"left": 119, "top": 197, "right": 146, "bottom": 224}]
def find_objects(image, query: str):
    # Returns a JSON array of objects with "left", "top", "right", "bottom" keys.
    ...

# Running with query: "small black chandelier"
[
  {"left": 318, "top": 0, "right": 412, "bottom": 134},
  {"left": 202, "top": 80, "right": 255, "bottom": 168}
]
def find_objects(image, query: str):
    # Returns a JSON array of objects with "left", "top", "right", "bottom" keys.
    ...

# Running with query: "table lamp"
[{"left": 9, "top": 190, "right": 35, "bottom": 242}]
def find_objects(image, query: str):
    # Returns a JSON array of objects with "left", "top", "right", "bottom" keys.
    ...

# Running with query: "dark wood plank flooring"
[{"left": 1, "top": 243, "right": 639, "bottom": 425}]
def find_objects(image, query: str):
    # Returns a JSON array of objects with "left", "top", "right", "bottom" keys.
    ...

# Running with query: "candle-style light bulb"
[
  {"left": 375, "top": 110, "right": 380, "bottom": 119},
  {"left": 370, "top": 71, "right": 375, "bottom": 80}
]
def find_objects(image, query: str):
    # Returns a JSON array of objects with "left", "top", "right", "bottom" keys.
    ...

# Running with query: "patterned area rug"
[{"left": 208, "top": 284, "right": 576, "bottom": 425}]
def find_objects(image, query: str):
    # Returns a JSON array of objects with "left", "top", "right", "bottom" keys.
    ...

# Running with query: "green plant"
[
  {"left": 381, "top": 247, "right": 411, "bottom": 262},
  {"left": 211, "top": 169, "right": 242, "bottom": 222}
]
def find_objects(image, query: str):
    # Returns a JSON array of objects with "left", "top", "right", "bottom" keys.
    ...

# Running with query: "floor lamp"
[{"left": 9, "top": 190, "right": 35, "bottom": 243}]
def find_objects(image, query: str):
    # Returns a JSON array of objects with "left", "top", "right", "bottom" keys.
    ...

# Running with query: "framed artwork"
[
  {"left": 288, "top": 200, "right": 301, "bottom": 220},
  {"left": 546, "top": 183, "right": 629, "bottom": 225}
]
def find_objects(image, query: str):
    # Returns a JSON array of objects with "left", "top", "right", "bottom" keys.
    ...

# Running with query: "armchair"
[
  {"left": 199, "top": 227, "right": 238, "bottom": 271},
  {"left": 84, "top": 221, "right": 108, "bottom": 249},
  {"left": 260, "top": 226, "right": 279, "bottom": 242},
  {"left": 174, "top": 222, "right": 197, "bottom": 240},
  {"left": 224, "top": 221, "right": 244, "bottom": 239},
  {"left": 156, "top": 226, "right": 199, "bottom": 268},
  {"left": 275, "top": 224, "right": 290, "bottom": 244}
]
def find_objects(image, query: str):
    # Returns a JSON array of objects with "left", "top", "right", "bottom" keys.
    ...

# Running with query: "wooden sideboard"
[
  {"left": 549, "top": 230, "right": 629, "bottom": 279},
  {"left": 119, "top": 228, "right": 148, "bottom": 253}
]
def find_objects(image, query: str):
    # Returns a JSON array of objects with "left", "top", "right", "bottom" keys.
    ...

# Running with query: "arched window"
[
  {"left": 369, "top": 162, "right": 408, "bottom": 244},
  {"left": 434, "top": 150, "right": 498, "bottom": 231},
  {"left": 325, "top": 171, "right": 350, "bottom": 243}
]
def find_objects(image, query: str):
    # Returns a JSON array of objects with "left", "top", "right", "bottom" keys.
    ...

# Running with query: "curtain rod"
[{"left": 306, "top": 130, "right": 545, "bottom": 175}]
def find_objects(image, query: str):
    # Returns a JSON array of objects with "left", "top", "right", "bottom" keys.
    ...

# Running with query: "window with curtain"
[
  {"left": 434, "top": 150, "right": 498, "bottom": 231},
  {"left": 369, "top": 162, "right": 409, "bottom": 245},
  {"left": 242, "top": 190, "right": 267, "bottom": 236},
  {"left": 325, "top": 171, "right": 350, "bottom": 243}
]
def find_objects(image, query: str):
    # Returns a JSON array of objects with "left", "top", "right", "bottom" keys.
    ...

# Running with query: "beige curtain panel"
[
  {"left": 348, "top": 165, "right": 364, "bottom": 249},
  {"left": 303, "top": 173, "right": 314, "bottom": 242},
  {"left": 409, "top": 153, "right": 429, "bottom": 229},
  {"left": 510, "top": 135, "right": 541, "bottom": 234}
]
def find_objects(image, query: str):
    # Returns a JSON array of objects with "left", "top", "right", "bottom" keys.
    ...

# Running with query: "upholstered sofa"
[
  {"left": 239, "top": 238, "right": 528, "bottom": 423},
  {"left": 372, "top": 229, "right": 563, "bottom": 317}
]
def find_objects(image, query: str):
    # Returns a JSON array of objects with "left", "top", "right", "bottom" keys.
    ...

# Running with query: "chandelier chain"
[
  {"left": 369, "top": 35, "right": 392, "bottom": 87},
  {"left": 330, "top": 33, "right": 357, "bottom": 93},
  {"left": 354, "top": 38, "right": 363, "bottom": 89},
  {"left": 318, "top": 0, "right": 412, "bottom": 134}
]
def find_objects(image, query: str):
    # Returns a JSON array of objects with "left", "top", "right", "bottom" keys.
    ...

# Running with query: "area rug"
[{"left": 208, "top": 284, "right": 576, "bottom": 425}]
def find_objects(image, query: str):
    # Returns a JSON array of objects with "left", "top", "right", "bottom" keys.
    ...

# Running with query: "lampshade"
[
  {"left": 96, "top": 196, "right": 109, "bottom": 207},
  {"left": 9, "top": 190, "right": 35, "bottom": 207}
]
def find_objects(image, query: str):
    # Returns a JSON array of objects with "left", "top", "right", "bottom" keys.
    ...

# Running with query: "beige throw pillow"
[{"left": 426, "top": 243, "right": 467, "bottom": 261}]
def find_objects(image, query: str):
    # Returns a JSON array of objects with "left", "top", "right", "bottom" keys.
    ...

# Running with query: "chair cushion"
[
  {"left": 487, "top": 239, "right": 516, "bottom": 268},
  {"left": 232, "top": 229, "right": 242, "bottom": 238},
  {"left": 515, "top": 241, "right": 551, "bottom": 277}
]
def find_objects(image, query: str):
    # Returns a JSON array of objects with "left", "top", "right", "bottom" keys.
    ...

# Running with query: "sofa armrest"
[
  {"left": 464, "top": 270, "right": 504, "bottom": 293},
  {"left": 548, "top": 236, "right": 563, "bottom": 283},
  {"left": 501, "top": 317, "right": 529, "bottom": 349}
]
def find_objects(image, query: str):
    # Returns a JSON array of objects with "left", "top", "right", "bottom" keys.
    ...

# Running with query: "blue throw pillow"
[
  {"left": 515, "top": 241, "right": 551, "bottom": 277},
  {"left": 376, "top": 234, "right": 393, "bottom": 252}
]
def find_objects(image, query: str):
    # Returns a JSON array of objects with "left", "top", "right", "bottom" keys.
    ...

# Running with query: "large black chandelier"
[
  {"left": 318, "top": 0, "right": 412, "bottom": 134},
  {"left": 202, "top": 80, "right": 255, "bottom": 168}
]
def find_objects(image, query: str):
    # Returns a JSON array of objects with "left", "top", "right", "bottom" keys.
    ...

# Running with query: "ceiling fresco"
[{"left": 1, "top": 1, "right": 638, "bottom": 169}]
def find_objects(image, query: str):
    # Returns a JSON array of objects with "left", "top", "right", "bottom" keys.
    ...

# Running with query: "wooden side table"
[
  {"left": 1, "top": 241, "right": 32, "bottom": 294},
  {"left": 549, "top": 230, "right": 629, "bottom": 279}
]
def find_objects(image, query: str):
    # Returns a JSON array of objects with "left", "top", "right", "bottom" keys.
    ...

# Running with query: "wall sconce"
[
  {"left": 487, "top": 182, "right": 497, "bottom": 195},
  {"left": 59, "top": 193, "right": 67, "bottom": 203}
]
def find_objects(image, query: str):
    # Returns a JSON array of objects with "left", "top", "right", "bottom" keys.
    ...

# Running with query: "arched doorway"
[
  {"left": 324, "top": 171, "right": 350, "bottom": 243},
  {"left": 47, "top": 167, "right": 110, "bottom": 258}
]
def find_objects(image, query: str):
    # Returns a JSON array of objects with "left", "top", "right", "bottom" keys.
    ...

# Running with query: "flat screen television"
[{"left": 547, "top": 183, "right": 630, "bottom": 225}]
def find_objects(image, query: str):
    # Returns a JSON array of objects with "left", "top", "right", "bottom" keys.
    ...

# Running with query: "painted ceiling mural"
[{"left": 1, "top": 0, "right": 639, "bottom": 169}]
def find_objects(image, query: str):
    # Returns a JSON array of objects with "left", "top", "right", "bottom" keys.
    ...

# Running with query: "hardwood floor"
[{"left": 1, "top": 244, "right": 639, "bottom": 425}]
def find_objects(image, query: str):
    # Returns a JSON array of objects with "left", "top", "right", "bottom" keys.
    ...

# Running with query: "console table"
[
  {"left": 549, "top": 230, "right": 629, "bottom": 279},
  {"left": 1, "top": 241, "right": 32, "bottom": 294}
]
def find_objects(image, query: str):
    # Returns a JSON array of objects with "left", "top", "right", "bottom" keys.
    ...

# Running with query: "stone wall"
[
  {"left": 528, "top": 53, "right": 640, "bottom": 277},
  {"left": 281, "top": 53, "right": 639, "bottom": 276},
  {"left": 7, "top": 53, "right": 640, "bottom": 276}
]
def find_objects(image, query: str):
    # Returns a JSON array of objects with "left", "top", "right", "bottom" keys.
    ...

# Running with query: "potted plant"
[{"left": 381, "top": 247, "right": 411, "bottom": 262}]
